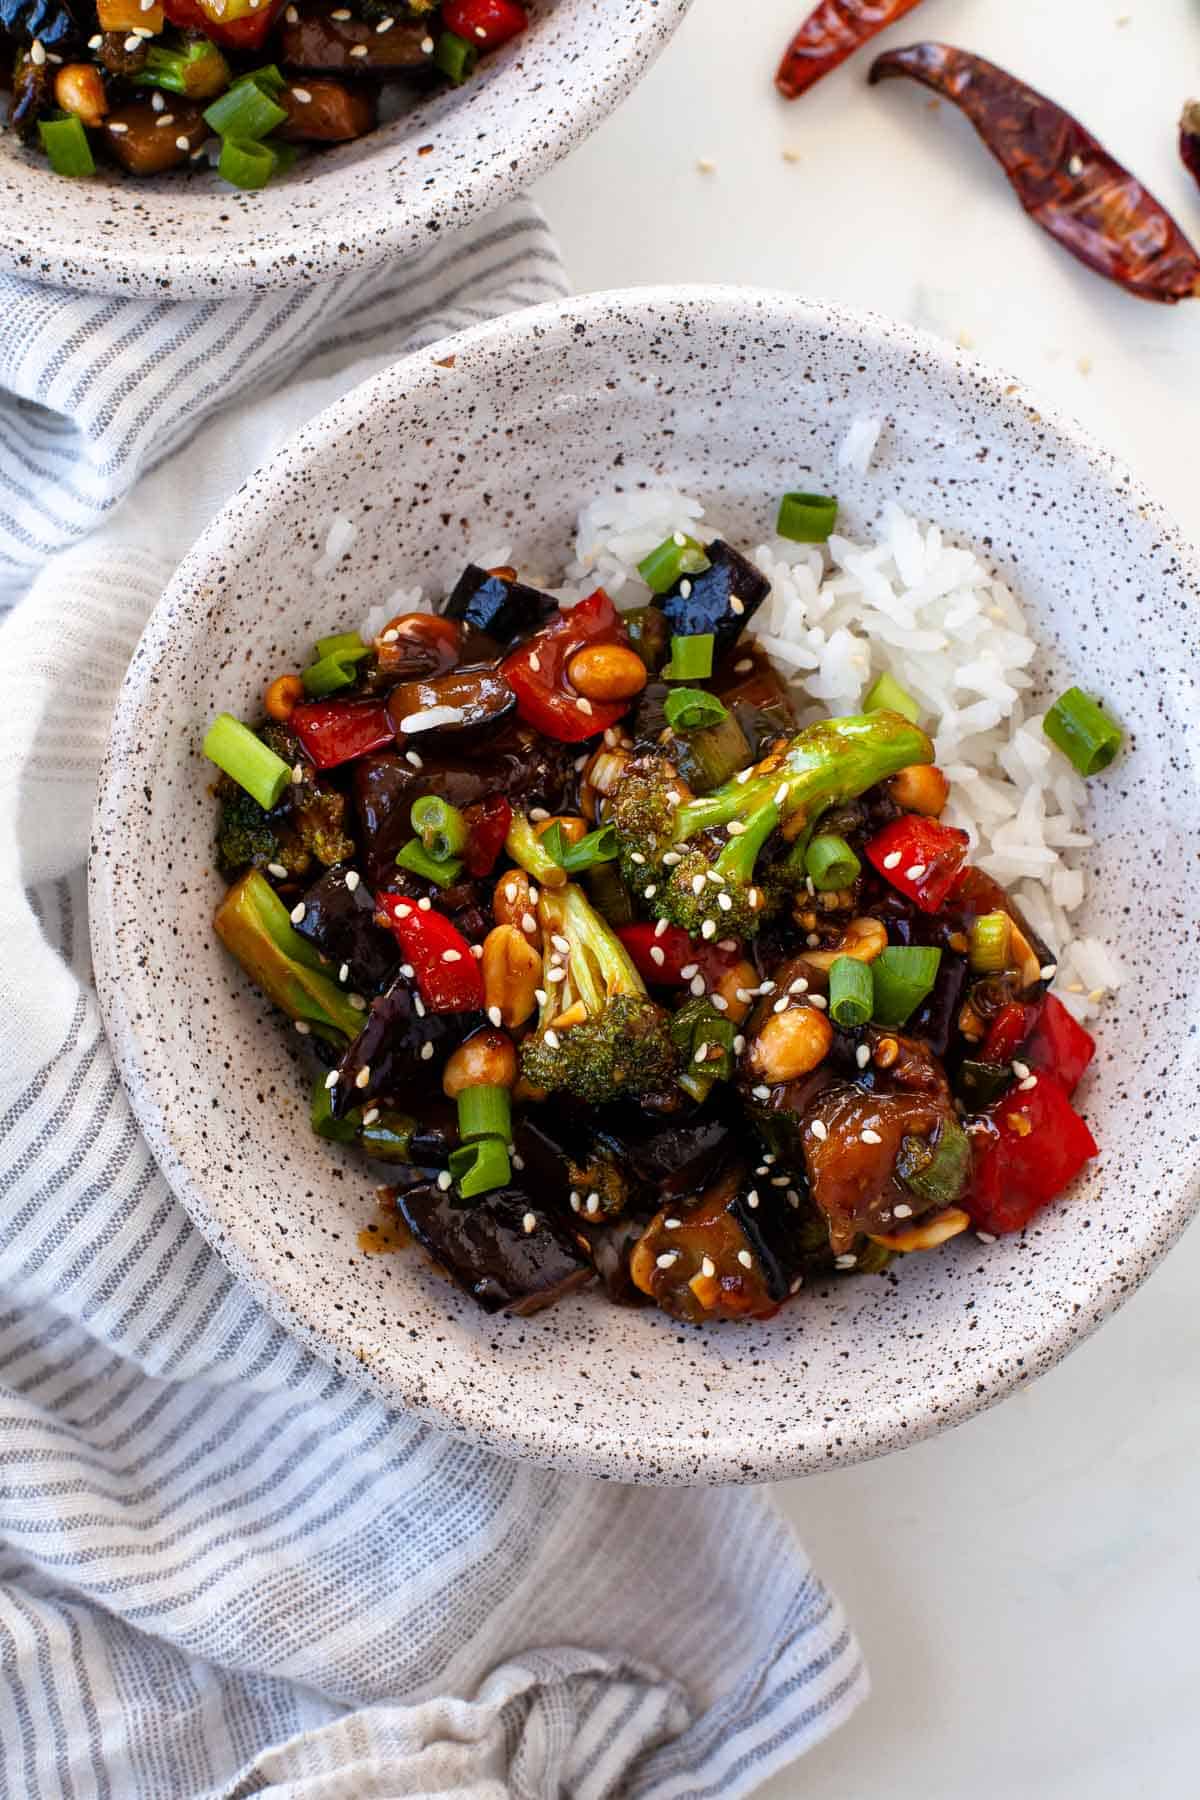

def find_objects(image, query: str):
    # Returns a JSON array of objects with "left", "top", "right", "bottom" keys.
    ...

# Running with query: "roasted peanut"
[
  {"left": 566, "top": 643, "right": 648, "bottom": 703},
  {"left": 493, "top": 870, "right": 538, "bottom": 939},
  {"left": 870, "top": 1207, "right": 971, "bottom": 1253},
  {"left": 442, "top": 1028, "right": 518, "bottom": 1097},
  {"left": 54, "top": 62, "right": 107, "bottom": 126},
  {"left": 800, "top": 916, "right": 888, "bottom": 973},
  {"left": 748, "top": 1004, "right": 833, "bottom": 1084},
  {"left": 534, "top": 814, "right": 587, "bottom": 847},
  {"left": 481, "top": 925, "right": 542, "bottom": 1030},
  {"left": 873, "top": 1035, "right": 900, "bottom": 1068},
  {"left": 889, "top": 763, "right": 950, "bottom": 817},
  {"left": 264, "top": 673, "right": 305, "bottom": 721}
]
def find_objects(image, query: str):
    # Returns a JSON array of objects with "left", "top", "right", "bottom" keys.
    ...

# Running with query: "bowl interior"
[
  {"left": 0, "top": 0, "right": 686, "bottom": 295},
  {"left": 91, "top": 289, "right": 1200, "bottom": 1483}
]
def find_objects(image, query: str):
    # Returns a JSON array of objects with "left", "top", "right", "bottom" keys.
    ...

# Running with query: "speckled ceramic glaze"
[
  {"left": 0, "top": 0, "right": 689, "bottom": 296},
  {"left": 91, "top": 289, "right": 1200, "bottom": 1484}
]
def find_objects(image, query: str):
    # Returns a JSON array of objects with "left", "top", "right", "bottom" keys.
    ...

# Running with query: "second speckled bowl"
[{"left": 90, "top": 288, "right": 1200, "bottom": 1484}]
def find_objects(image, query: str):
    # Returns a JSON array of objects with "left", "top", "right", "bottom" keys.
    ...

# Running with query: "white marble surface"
[{"left": 534, "top": 2, "right": 1200, "bottom": 1792}]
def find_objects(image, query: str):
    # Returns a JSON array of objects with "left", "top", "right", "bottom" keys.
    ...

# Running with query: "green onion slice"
[
  {"left": 829, "top": 955, "right": 873, "bottom": 1028},
  {"left": 557, "top": 823, "right": 619, "bottom": 874},
  {"left": 968, "top": 911, "right": 1012, "bottom": 974},
  {"left": 39, "top": 114, "right": 95, "bottom": 178},
  {"left": 395, "top": 838, "right": 464, "bottom": 887},
  {"left": 457, "top": 1083, "right": 512, "bottom": 1144},
  {"left": 203, "top": 713, "right": 292, "bottom": 810},
  {"left": 449, "top": 1137, "right": 511, "bottom": 1198},
  {"left": 411, "top": 794, "right": 468, "bottom": 862},
  {"left": 433, "top": 29, "right": 478, "bottom": 84},
  {"left": 301, "top": 642, "right": 372, "bottom": 698},
  {"left": 1043, "top": 686, "right": 1123, "bottom": 777},
  {"left": 663, "top": 633, "right": 715, "bottom": 682},
  {"left": 637, "top": 533, "right": 710, "bottom": 596},
  {"left": 229, "top": 62, "right": 287, "bottom": 96},
  {"left": 805, "top": 832, "right": 861, "bottom": 891},
  {"left": 863, "top": 671, "right": 921, "bottom": 724},
  {"left": 204, "top": 79, "right": 287, "bottom": 142},
  {"left": 663, "top": 686, "right": 728, "bottom": 733},
  {"left": 870, "top": 945, "right": 942, "bottom": 1026},
  {"left": 896, "top": 1115, "right": 971, "bottom": 1207},
  {"left": 776, "top": 491, "right": 838, "bottom": 544},
  {"left": 314, "top": 629, "right": 365, "bottom": 660}
]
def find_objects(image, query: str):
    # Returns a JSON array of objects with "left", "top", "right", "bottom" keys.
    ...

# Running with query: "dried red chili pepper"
[
  {"left": 869, "top": 43, "right": 1200, "bottom": 304},
  {"left": 1180, "top": 100, "right": 1200, "bottom": 194},
  {"left": 776, "top": 0, "right": 924, "bottom": 100}
]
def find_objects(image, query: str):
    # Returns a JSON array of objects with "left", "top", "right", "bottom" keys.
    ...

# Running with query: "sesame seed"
[
  {"left": 123, "top": 33, "right": 140, "bottom": 49},
  {"left": 175, "top": 133, "right": 191, "bottom": 149},
  {"left": 737, "top": 1249, "right": 753, "bottom": 1269},
  {"left": 546, "top": 966, "right": 566, "bottom": 983},
  {"left": 894, "top": 1203, "right": 913, "bottom": 1218},
  {"left": 324, "top": 1069, "right": 340, "bottom": 1090},
  {"left": 569, "top": 1191, "right": 581, "bottom": 1212},
  {"left": 711, "top": 994, "right": 728, "bottom": 1012},
  {"left": 420, "top": 1042, "right": 434, "bottom": 1061},
  {"left": 284, "top": 3, "right": 298, "bottom": 17},
  {"left": 810, "top": 993, "right": 828, "bottom": 1011},
  {"left": 266, "top": 861, "right": 288, "bottom": 879},
  {"left": 725, "top": 820, "right": 746, "bottom": 836},
  {"left": 748, "top": 887, "right": 760, "bottom": 909},
  {"left": 344, "top": 870, "right": 360, "bottom": 892},
  {"left": 835, "top": 1254, "right": 857, "bottom": 1270},
  {"left": 521, "top": 912, "right": 536, "bottom": 934},
  {"left": 883, "top": 850, "right": 902, "bottom": 870},
  {"left": 441, "top": 948, "right": 462, "bottom": 963},
  {"left": 436, "top": 1170, "right": 453, "bottom": 1191},
  {"left": 586, "top": 1193, "right": 600, "bottom": 1213},
  {"left": 522, "top": 1212, "right": 537, "bottom": 1234},
  {"left": 662, "top": 851, "right": 682, "bottom": 866},
  {"left": 88, "top": 32, "right": 102, "bottom": 46},
  {"left": 504, "top": 882, "right": 518, "bottom": 903},
  {"left": 528, "top": 888, "right": 538, "bottom": 904},
  {"left": 861, "top": 1128, "right": 882, "bottom": 1145},
  {"left": 354, "top": 1065, "right": 371, "bottom": 1089},
  {"left": 694, "top": 1043, "right": 709, "bottom": 1064},
  {"left": 737, "top": 769, "right": 753, "bottom": 784},
  {"left": 905, "top": 863, "right": 926, "bottom": 880},
  {"left": 487, "top": 1005, "right": 503, "bottom": 1027},
  {"left": 810, "top": 1119, "right": 828, "bottom": 1142},
  {"left": 150, "top": 91, "right": 164, "bottom": 110},
  {"left": 338, "top": 962, "right": 350, "bottom": 982},
  {"left": 730, "top": 596, "right": 745, "bottom": 616},
  {"left": 701, "top": 1256, "right": 716, "bottom": 1278},
  {"left": 108, "top": 121, "right": 129, "bottom": 133},
  {"left": 362, "top": 1107, "right": 380, "bottom": 1125},
  {"left": 1088, "top": 987, "right": 1107, "bottom": 1003},
  {"left": 773, "top": 997, "right": 789, "bottom": 1014},
  {"left": 690, "top": 974, "right": 706, "bottom": 996},
  {"left": 529, "top": 807, "right": 549, "bottom": 823},
  {"left": 630, "top": 851, "right": 646, "bottom": 865},
  {"left": 349, "top": 994, "right": 367, "bottom": 1011},
  {"left": 155, "top": 112, "right": 176, "bottom": 126},
  {"left": 856, "top": 1043, "right": 871, "bottom": 1069},
  {"left": 292, "top": 764, "right": 304, "bottom": 784},
  {"left": 759, "top": 980, "right": 777, "bottom": 995},
  {"left": 405, "top": 750, "right": 423, "bottom": 770},
  {"left": 733, "top": 1035, "right": 745, "bottom": 1054},
  {"left": 649, "top": 946, "right": 666, "bottom": 967},
  {"left": 789, "top": 1276, "right": 803, "bottom": 1293},
  {"left": 656, "top": 1252, "right": 679, "bottom": 1269},
  {"left": 680, "top": 580, "right": 692, "bottom": 598},
  {"left": 543, "top": 1030, "right": 561, "bottom": 1049},
  {"left": 349, "top": 43, "right": 368, "bottom": 55},
  {"left": 691, "top": 875, "right": 706, "bottom": 897},
  {"left": 534, "top": 988, "right": 547, "bottom": 1007},
  {"left": 701, "top": 921, "right": 716, "bottom": 940},
  {"left": 976, "top": 1230, "right": 997, "bottom": 1244},
  {"left": 790, "top": 976, "right": 809, "bottom": 993},
  {"left": 421, "top": 33, "right": 434, "bottom": 51},
  {"left": 706, "top": 869, "right": 724, "bottom": 885},
  {"left": 787, "top": 1191, "right": 800, "bottom": 1208},
  {"left": 1011, "top": 1060, "right": 1030, "bottom": 1079},
  {"left": 512, "top": 1154, "right": 525, "bottom": 1172},
  {"left": 746, "top": 1190, "right": 759, "bottom": 1208},
  {"left": 393, "top": 903, "right": 412, "bottom": 920},
  {"left": 291, "top": 86, "right": 312, "bottom": 102},
  {"left": 1019, "top": 1075, "right": 1039, "bottom": 1091},
  {"left": 375, "top": 13, "right": 394, "bottom": 28},
  {"left": 294, "top": 1020, "right": 311, "bottom": 1036},
  {"left": 1040, "top": 963, "right": 1058, "bottom": 981},
  {"left": 528, "top": 653, "right": 541, "bottom": 673},
  {"left": 289, "top": 902, "right": 306, "bottom": 924},
  {"left": 752, "top": 1084, "right": 771, "bottom": 1100},
  {"left": 679, "top": 963, "right": 699, "bottom": 979},
  {"left": 644, "top": 885, "right": 658, "bottom": 899},
  {"left": 474, "top": 22, "right": 485, "bottom": 34},
  {"left": 576, "top": 696, "right": 594, "bottom": 715},
  {"left": 413, "top": 996, "right": 425, "bottom": 1018},
  {"left": 773, "top": 782, "right": 788, "bottom": 807},
  {"left": 551, "top": 934, "right": 571, "bottom": 954},
  {"left": 806, "top": 932, "right": 821, "bottom": 948},
  {"left": 399, "top": 964, "right": 414, "bottom": 979},
  {"left": 770, "top": 1175, "right": 790, "bottom": 1188},
  {"left": 762, "top": 1154, "right": 776, "bottom": 1164},
  {"left": 30, "top": 36, "right": 46, "bottom": 61}
]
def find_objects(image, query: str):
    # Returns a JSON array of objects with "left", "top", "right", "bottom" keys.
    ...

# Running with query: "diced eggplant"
[
  {"left": 385, "top": 665, "right": 516, "bottom": 741},
  {"left": 512, "top": 1109, "right": 630, "bottom": 1220},
  {"left": 353, "top": 725, "right": 574, "bottom": 887},
  {"left": 441, "top": 566, "right": 559, "bottom": 651},
  {"left": 1, "top": 0, "right": 82, "bottom": 50},
  {"left": 400, "top": 1182, "right": 594, "bottom": 1316},
  {"left": 711, "top": 642, "right": 799, "bottom": 755},
  {"left": 590, "top": 1096, "right": 736, "bottom": 1202},
  {"left": 907, "top": 952, "right": 967, "bottom": 1059},
  {"left": 9, "top": 48, "right": 47, "bottom": 137},
  {"left": 330, "top": 977, "right": 485, "bottom": 1116},
  {"left": 653, "top": 541, "right": 772, "bottom": 659},
  {"left": 276, "top": 75, "right": 376, "bottom": 142},
  {"left": 103, "top": 100, "right": 206, "bottom": 175},
  {"left": 292, "top": 865, "right": 399, "bottom": 995},
  {"left": 277, "top": 5, "right": 433, "bottom": 73}
]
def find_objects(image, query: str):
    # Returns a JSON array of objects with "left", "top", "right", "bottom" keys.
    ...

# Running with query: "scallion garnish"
[
  {"left": 228, "top": 62, "right": 287, "bottom": 97},
  {"left": 968, "top": 911, "right": 1012, "bottom": 974},
  {"left": 871, "top": 945, "right": 942, "bottom": 1026},
  {"left": 204, "top": 78, "right": 287, "bottom": 142},
  {"left": 395, "top": 838, "right": 464, "bottom": 887},
  {"left": 203, "top": 713, "right": 292, "bottom": 810},
  {"left": 829, "top": 955, "right": 873, "bottom": 1028},
  {"left": 216, "top": 136, "right": 294, "bottom": 192},
  {"left": 663, "top": 633, "right": 715, "bottom": 681},
  {"left": 637, "top": 533, "right": 710, "bottom": 596},
  {"left": 863, "top": 671, "right": 921, "bottom": 724},
  {"left": 896, "top": 1115, "right": 971, "bottom": 1206},
  {"left": 314, "top": 629, "right": 366, "bottom": 661},
  {"left": 543, "top": 822, "right": 619, "bottom": 873},
  {"left": 1043, "top": 686, "right": 1123, "bottom": 777},
  {"left": 448, "top": 1136, "right": 511, "bottom": 1198},
  {"left": 38, "top": 114, "right": 95, "bottom": 178},
  {"left": 804, "top": 832, "right": 861, "bottom": 891},
  {"left": 776, "top": 491, "right": 838, "bottom": 543},
  {"left": 433, "top": 30, "right": 478, "bottom": 84},
  {"left": 411, "top": 794, "right": 468, "bottom": 862},
  {"left": 456, "top": 1083, "right": 512, "bottom": 1144},
  {"left": 662, "top": 687, "right": 728, "bottom": 733},
  {"left": 301, "top": 642, "right": 372, "bottom": 697}
]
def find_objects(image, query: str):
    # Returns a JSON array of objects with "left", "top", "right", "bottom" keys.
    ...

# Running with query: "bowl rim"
[
  {"left": 90, "top": 285, "right": 1200, "bottom": 1482},
  {"left": 0, "top": 0, "right": 691, "bottom": 297}
]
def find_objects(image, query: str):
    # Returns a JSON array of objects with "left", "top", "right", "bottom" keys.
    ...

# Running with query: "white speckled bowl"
[
  {"left": 0, "top": 0, "right": 689, "bottom": 296},
  {"left": 91, "top": 288, "right": 1200, "bottom": 1484}
]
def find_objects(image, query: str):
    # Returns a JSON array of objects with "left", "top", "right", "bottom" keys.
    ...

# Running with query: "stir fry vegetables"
[
  {"left": 4, "top": 0, "right": 528, "bottom": 189},
  {"left": 206, "top": 507, "right": 1117, "bottom": 1325}
]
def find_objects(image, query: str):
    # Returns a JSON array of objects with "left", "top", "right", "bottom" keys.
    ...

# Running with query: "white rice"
[{"left": 562, "top": 440, "right": 1119, "bottom": 1023}]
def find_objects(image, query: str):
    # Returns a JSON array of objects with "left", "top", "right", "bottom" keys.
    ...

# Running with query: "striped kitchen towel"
[{"left": 0, "top": 205, "right": 868, "bottom": 1798}]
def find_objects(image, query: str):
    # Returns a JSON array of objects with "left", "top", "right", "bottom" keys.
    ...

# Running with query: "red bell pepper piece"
[
  {"left": 865, "top": 814, "right": 969, "bottom": 913},
  {"left": 617, "top": 922, "right": 743, "bottom": 991},
  {"left": 462, "top": 797, "right": 512, "bottom": 878},
  {"left": 982, "top": 999, "right": 1040, "bottom": 1066},
  {"left": 500, "top": 589, "right": 630, "bottom": 743},
  {"left": 162, "top": 0, "right": 284, "bottom": 52},
  {"left": 377, "top": 893, "right": 483, "bottom": 1013},
  {"left": 967, "top": 1072, "right": 1098, "bottom": 1235},
  {"left": 1025, "top": 993, "right": 1095, "bottom": 1096},
  {"left": 441, "top": 0, "right": 528, "bottom": 50},
  {"left": 289, "top": 699, "right": 394, "bottom": 771}
]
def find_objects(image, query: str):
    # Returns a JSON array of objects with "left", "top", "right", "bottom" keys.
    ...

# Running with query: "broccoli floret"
[
  {"left": 613, "top": 711, "right": 933, "bottom": 940},
  {"left": 520, "top": 883, "right": 677, "bottom": 1104},
  {"left": 217, "top": 725, "right": 353, "bottom": 876},
  {"left": 216, "top": 787, "right": 296, "bottom": 877}
]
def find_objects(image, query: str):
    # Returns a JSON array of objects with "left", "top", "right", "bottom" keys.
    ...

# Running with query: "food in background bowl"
[
  {"left": 3, "top": 0, "right": 528, "bottom": 188},
  {"left": 204, "top": 473, "right": 1123, "bottom": 1323}
]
